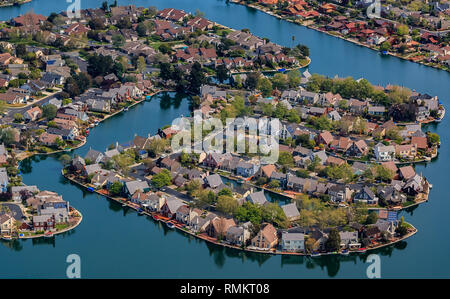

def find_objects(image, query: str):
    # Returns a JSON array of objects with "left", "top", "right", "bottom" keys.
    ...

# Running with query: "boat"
[
  {"left": 311, "top": 252, "right": 321, "bottom": 257},
  {"left": 166, "top": 221, "right": 175, "bottom": 229},
  {"left": 138, "top": 208, "right": 144, "bottom": 215},
  {"left": 122, "top": 203, "right": 128, "bottom": 207},
  {"left": 152, "top": 214, "right": 160, "bottom": 221},
  {"left": 123, "top": 106, "right": 129, "bottom": 111},
  {"left": 341, "top": 250, "right": 350, "bottom": 256},
  {"left": 1, "top": 235, "right": 13, "bottom": 241},
  {"left": 44, "top": 231, "right": 53, "bottom": 238},
  {"left": 381, "top": 50, "right": 388, "bottom": 55},
  {"left": 358, "top": 247, "right": 367, "bottom": 253},
  {"left": 94, "top": 120, "right": 99, "bottom": 126},
  {"left": 87, "top": 187, "right": 94, "bottom": 192},
  {"left": 89, "top": 123, "right": 95, "bottom": 128}
]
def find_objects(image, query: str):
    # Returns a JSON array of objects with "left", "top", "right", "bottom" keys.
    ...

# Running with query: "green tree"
[
  {"left": 42, "top": 104, "right": 57, "bottom": 120},
  {"left": 215, "top": 64, "right": 229, "bottom": 84},
  {"left": 278, "top": 152, "right": 294, "bottom": 167},
  {"left": 112, "top": 34, "right": 125, "bottom": 48},
  {"left": 151, "top": 169, "right": 172, "bottom": 189},
  {"left": 325, "top": 228, "right": 341, "bottom": 252},
  {"left": 13, "top": 113, "right": 23, "bottom": 123},
  {"left": 257, "top": 77, "right": 273, "bottom": 97},
  {"left": 380, "top": 41, "right": 391, "bottom": 52},
  {"left": 366, "top": 211, "right": 378, "bottom": 225},
  {"left": 216, "top": 195, "right": 239, "bottom": 216},
  {"left": 108, "top": 181, "right": 123, "bottom": 196}
]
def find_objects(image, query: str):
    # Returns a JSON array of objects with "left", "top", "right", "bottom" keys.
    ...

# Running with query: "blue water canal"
[{"left": 0, "top": 0, "right": 449, "bottom": 278}]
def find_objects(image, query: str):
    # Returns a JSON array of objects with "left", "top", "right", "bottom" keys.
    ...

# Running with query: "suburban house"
[
  {"left": 226, "top": 222, "right": 252, "bottom": 246},
  {"left": 281, "top": 203, "right": 300, "bottom": 221},
  {"left": 251, "top": 223, "right": 278, "bottom": 250},
  {"left": 374, "top": 143, "right": 395, "bottom": 161},
  {"left": 206, "top": 217, "right": 236, "bottom": 239},
  {"left": 280, "top": 232, "right": 305, "bottom": 252},
  {"left": 161, "top": 196, "right": 185, "bottom": 219}
]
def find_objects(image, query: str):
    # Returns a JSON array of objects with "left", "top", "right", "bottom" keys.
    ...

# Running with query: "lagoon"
[{"left": 0, "top": 0, "right": 449, "bottom": 278}]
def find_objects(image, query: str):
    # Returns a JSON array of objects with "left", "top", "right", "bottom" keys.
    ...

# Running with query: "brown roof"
[
  {"left": 211, "top": 217, "right": 236, "bottom": 236},
  {"left": 399, "top": 165, "right": 415, "bottom": 180},
  {"left": 259, "top": 223, "right": 277, "bottom": 244},
  {"left": 326, "top": 155, "right": 345, "bottom": 166},
  {"left": 260, "top": 164, "right": 276, "bottom": 178},
  {"left": 381, "top": 161, "right": 398, "bottom": 173},
  {"left": 411, "top": 136, "right": 428, "bottom": 149},
  {"left": 319, "top": 131, "right": 334, "bottom": 145}
]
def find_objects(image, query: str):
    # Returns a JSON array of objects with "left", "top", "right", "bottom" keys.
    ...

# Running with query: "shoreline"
[
  {"left": 16, "top": 208, "right": 83, "bottom": 240},
  {"left": 62, "top": 169, "right": 418, "bottom": 257},
  {"left": 232, "top": 1, "right": 450, "bottom": 73}
]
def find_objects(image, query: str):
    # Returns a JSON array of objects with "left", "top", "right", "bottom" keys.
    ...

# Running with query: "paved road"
[
  {"left": 0, "top": 203, "right": 25, "bottom": 220},
  {"left": 6, "top": 90, "right": 62, "bottom": 117}
]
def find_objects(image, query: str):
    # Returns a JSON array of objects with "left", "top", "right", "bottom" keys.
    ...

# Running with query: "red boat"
[{"left": 152, "top": 214, "right": 159, "bottom": 221}]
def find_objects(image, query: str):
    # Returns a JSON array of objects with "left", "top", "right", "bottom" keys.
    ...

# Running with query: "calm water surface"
[{"left": 0, "top": 0, "right": 449, "bottom": 278}]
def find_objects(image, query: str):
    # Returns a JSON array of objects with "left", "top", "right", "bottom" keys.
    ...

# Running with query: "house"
[
  {"left": 317, "top": 131, "right": 334, "bottom": 146},
  {"left": 279, "top": 203, "right": 300, "bottom": 222},
  {"left": 11, "top": 185, "right": 39, "bottom": 203},
  {"left": 368, "top": 106, "right": 386, "bottom": 116},
  {"left": 0, "top": 213, "right": 15, "bottom": 234},
  {"left": 251, "top": 223, "right": 278, "bottom": 250},
  {"left": 257, "top": 164, "right": 276, "bottom": 179},
  {"left": 374, "top": 143, "right": 395, "bottom": 161},
  {"left": 399, "top": 165, "right": 416, "bottom": 180},
  {"left": 339, "top": 231, "right": 360, "bottom": 249},
  {"left": 353, "top": 186, "right": 378, "bottom": 205},
  {"left": 326, "top": 156, "right": 345, "bottom": 167},
  {"left": 377, "top": 186, "right": 406, "bottom": 205},
  {"left": 161, "top": 196, "right": 185, "bottom": 219},
  {"left": 0, "top": 92, "right": 27, "bottom": 104},
  {"left": 411, "top": 136, "right": 428, "bottom": 151},
  {"left": 346, "top": 140, "right": 369, "bottom": 157},
  {"left": 204, "top": 174, "right": 223, "bottom": 189},
  {"left": 395, "top": 144, "right": 417, "bottom": 160},
  {"left": 124, "top": 180, "right": 150, "bottom": 197},
  {"left": 190, "top": 212, "right": 218, "bottom": 233},
  {"left": 328, "top": 184, "right": 350, "bottom": 203},
  {"left": 206, "top": 217, "right": 236, "bottom": 239},
  {"left": 24, "top": 106, "right": 42, "bottom": 122},
  {"left": 403, "top": 174, "right": 424, "bottom": 196},
  {"left": 147, "top": 194, "right": 166, "bottom": 212},
  {"left": 236, "top": 160, "right": 259, "bottom": 177},
  {"left": 416, "top": 106, "right": 430, "bottom": 121},
  {"left": 226, "top": 222, "right": 252, "bottom": 246},
  {"left": 175, "top": 205, "right": 191, "bottom": 224},
  {"left": 0, "top": 169, "right": 9, "bottom": 193},
  {"left": 299, "top": 90, "right": 319, "bottom": 104},
  {"left": 246, "top": 191, "right": 268, "bottom": 205},
  {"left": 32, "top": 214, "right": 55, "bottom": 232},
  {"left": 286, "top": 174, "right": 305, "bottom": 192},
  {"left": 363, "top": 226, "right": 381, "bottom": 240},
  {"left": 84, "top": 148, "right": 104, "bottom": 164},
  {"left": 39, "top": 132, "right": 61, "bottom": 146},
  {"left": 280, "top": 232, "right": 305, "bottom": 252}
]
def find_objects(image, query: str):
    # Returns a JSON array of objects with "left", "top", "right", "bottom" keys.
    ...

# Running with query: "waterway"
[{"left": 0, "top": 0, "right": 449, "bottom": 278}]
